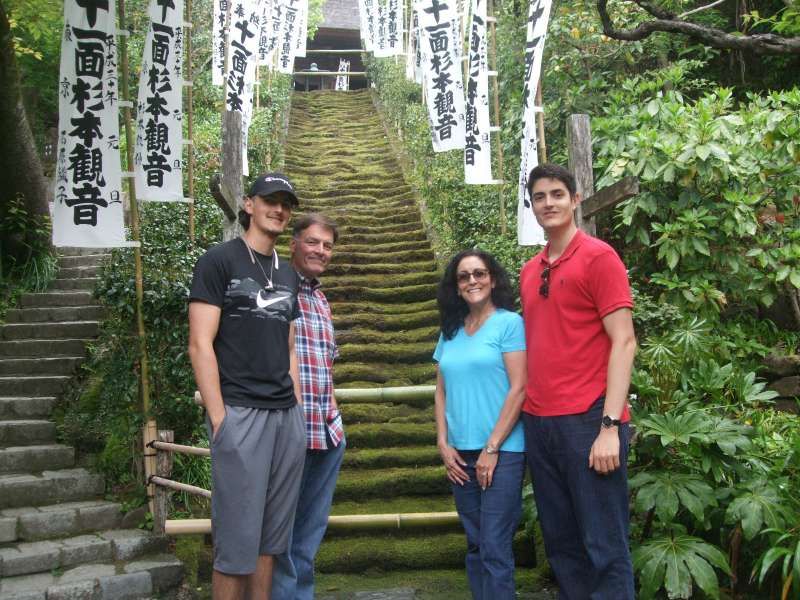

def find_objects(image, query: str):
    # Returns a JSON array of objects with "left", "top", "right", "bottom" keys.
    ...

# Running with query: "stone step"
[
  {"left": 0, "top": 444, "right": 74, "bottom": 475},
  {"left": 0, "top": 420, "right": 57, "bottom": 447},
  {"left": 4, "top": 305, "right": 105, "bottom": 324},
  {"left": 56, "top": 265, "right": 101, "bottom": 279},
  {"left": 0, "top": 501, "right": 122, "bottom": 543},
  {"left": 57, "top": 255, "right": 109, "bottom": 270},
  {"left": 19, "top": 291, "right": 96, "bottom": 308},
  {"left": 0, "top": 469, "right": 104, "bottom": 509},
  {"left": 0, "top": 357, "right": 85, "bottom": 376},
  {"left": 0, "top": 339, "right": 91, "bottom": 358},
  {"left": 0, "top": 321, "right": 100, "bottom": 341},
  {"left": 49, "top": 278, "right": 99, "bottom": 291},
  {"left": 57, "top": 248, "right": 111, "bottom": 258},
  {"left": 0, "top": 529, "right": 168, "bottom": 579},
  {"left": 0, "top": 553, "right": 182, "bottom": 600},
  {"left": 334, "top": 466, "right": 447, "bottom": 501},
  {"left": 0, "top": 376, "right": 71, "bottom": 397},
  {"left": 0, "top": 398, "right": 56, "bottom": 420}
]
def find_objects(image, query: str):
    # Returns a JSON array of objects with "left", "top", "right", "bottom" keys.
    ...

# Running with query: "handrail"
[
  {"left": 164, "top": 511, "right": 461, "bottom": 535},
  {"left": 150, "top": 475, "right": 211, "bottom": 499},
  {"left": 150, "top": 440, "right": 210, "bottom": 457}
]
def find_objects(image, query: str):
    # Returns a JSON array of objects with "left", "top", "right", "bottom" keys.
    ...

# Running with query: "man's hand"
[
  {"left": 209, "top": 406, "right": 226, "bottom": 440},
  {"left": 589, "top": 427, "right": 621, "bottom": 474}
]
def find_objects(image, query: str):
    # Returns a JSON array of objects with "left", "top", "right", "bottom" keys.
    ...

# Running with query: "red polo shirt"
[{"left": 520, "top": 230, "right": 633, "bottom": 419}]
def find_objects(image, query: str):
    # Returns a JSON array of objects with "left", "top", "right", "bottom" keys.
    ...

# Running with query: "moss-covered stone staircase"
[{"left": 282, "top": 90, "right": 536, "bottom": 584}]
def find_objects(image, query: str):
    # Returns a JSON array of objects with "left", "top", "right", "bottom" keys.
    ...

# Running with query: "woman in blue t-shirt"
[{"left": 433, "top": 249, "right": 527, "bottom": 599}]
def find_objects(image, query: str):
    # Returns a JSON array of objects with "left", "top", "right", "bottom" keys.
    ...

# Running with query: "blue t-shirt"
[{"left": 433, "top": 309, "right": 526, "bottom": 452}]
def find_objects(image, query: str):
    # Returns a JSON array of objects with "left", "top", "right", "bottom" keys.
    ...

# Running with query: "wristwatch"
[
  {"left": 484, "top": 443, "right": 499, "bottom": 455},
  {"left": 601, "top": 415, "right": 621, "bottom": 429}
]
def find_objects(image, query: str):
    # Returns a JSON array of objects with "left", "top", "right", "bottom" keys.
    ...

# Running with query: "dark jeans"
[
  {"left": 451, "top": 450, "right": 525, "bottom": 600},
  {"left": 523, "top": 398, "right": 634, "bottom": 600}
]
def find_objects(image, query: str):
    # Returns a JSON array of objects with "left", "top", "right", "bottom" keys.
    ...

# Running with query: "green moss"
[
  {"left": 331, "top": 494, "right": 455, "bottom": 515},
  {"left": 330, "top": 299, "right": 437, "bottom": 315},
  {"left": 344, "top": 423, "right": 436, "bottom": 448},
  {"left": 340, "top": 402, "right": 430, "bottom": 424},
  {"left": 325, "top": 283, "right": 438, "bottom": 303},
  {"left": 342, "top": 446, "right": 440, "bottom": 469},
  {"left": 338, "top": 343, "right": 435, "bottom": 365},
  {"left": 333, "top": 362, "right": 436, "bottom": 388},
  {"left": 316, "top": 531, "right": 538, "bottom": 573},
  {"left": 337, "top": 326, "right": 438, "bottom": 344},
  {"left": 173, "top": 535, "right": 210, "bottom": 588}
]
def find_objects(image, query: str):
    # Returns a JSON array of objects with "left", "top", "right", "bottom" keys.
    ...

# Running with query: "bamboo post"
[
  {"left": 566, "top": 114, "right": 596, "bottom": 236},
  {"left": 153, "top": 430, "right": 175, "bottom": 534},
  {"left": 535, "top": 79, "right": 546, "bottom": 163},
  {"left": 487, "top": 0, "right": 506, "bottom": 234},
  {"left": 117, "top": 0, "right": 155, "bottom": 515},
  {"left": 186, "top": 0, "right": 196, "bottom": 242}
]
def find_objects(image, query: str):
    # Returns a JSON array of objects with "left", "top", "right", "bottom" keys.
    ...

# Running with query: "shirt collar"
[
  {"left": 540, "top": 229, "right": 586, "bottom": 267},
  {"left": 299, "top": 273, "right": 322, "bottom": 290}
]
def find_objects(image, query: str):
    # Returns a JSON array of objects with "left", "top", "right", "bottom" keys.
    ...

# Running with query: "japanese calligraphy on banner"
[
  {"left": 359, "top": 0, "right": 377, "bottom": 52},
  {"left": 213, "top": 0, "right": 228, "bottom": 85},
  {"left": 258, "top": 0, "right": 275, "bottom": 65},
  {"left": 517, "top": 0, "right": 552, "bottom": 246},
  {"left": 134, "top": 0, "right": 185, "bottom": 202},
  {"left": 418, "top": 0, "right": 466, "bottom": 152},
  {"left": 53, "top": 0, "right": 126, "bottom": 248},
  {"left": 374, "top": 0, "right": 391, "bottom": 57},
  {"left": 335, "top": 59, "right": 351, "bottom": 90},
  {"left": 386, "top": 0, "right": 404, "bottom": 55},
  {"left": 277, "top": 0, "right": 308, "bottom": 73},
  {"left": 464, "top": 0, "right": 492, "bottom": 184},
  {"left": 294, "top": 1, "right": 308, "bottom": 58},
  {"left": 225, "top": 0, "right": 260, "bottom": 113}
]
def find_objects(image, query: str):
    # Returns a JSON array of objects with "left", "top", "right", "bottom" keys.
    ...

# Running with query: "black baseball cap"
[{"left": 247, "top": 172, "right": 299, "bottom": 207}]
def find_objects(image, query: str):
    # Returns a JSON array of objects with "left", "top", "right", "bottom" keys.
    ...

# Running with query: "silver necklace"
[{"left": 241, "top": 237, "right": 279, "bottom": 291}]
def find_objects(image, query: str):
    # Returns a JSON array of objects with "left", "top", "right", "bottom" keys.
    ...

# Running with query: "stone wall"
[
  {"left": 321, "top": 0, "right": 360, "bottom": 31},
  {"left": 765, "top": 353, "right": 800, "bottom": 413}
]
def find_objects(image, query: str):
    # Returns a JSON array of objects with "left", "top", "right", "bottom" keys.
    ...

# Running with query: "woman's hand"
[
  {"left": 439, "top": 444, "right": 469, "bottom": 486},
  {"left": 476, "top": 450, "right": 499, "bottom": 490}
]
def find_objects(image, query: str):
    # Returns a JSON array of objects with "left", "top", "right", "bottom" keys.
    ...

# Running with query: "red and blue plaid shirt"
[{"left": 295, "top": 276, "right": 343, "bottom": 450}]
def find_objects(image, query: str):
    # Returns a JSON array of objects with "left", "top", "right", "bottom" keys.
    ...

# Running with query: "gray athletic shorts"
[{"left": 206, "top": 403, "right": 306, "bottom": 575}]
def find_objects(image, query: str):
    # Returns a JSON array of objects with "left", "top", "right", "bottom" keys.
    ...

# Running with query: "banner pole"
[
  {"left": 117, "top": 0, "right": 156, "bottom": 514},
  {"left": 186, "top": 0, "right": 196, "bottom": 241},
  {"left": 487, "top": 0, "right": 506, "bottom": 234},
  {"left": 535, "top": 78, "right": 547, "bottom": 163}
]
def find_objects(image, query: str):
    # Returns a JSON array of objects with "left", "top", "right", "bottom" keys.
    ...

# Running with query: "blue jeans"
[
  {"left": 272, "top": 438, "right": 345, "bottom": 600},
  {"left": 523, "top": 398, "right": 634, "bottom": 600},
  {"left": 451, "top": 450, "right": 525, "bottom": 600}
]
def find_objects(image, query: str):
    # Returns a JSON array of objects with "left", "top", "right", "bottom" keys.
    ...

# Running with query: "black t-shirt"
[{"left": 189, "top": 238, "right": 300, "bottom": 409}]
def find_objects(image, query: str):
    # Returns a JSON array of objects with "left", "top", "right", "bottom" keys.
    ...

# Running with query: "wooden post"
[
  {"left": 566, "top": 114, "right": 595, "bottom": 236},
  {"left": 153, "top": 430, "right": 175, "bottom": 534},
  {"left": 214, "top": 0, "right": 243, "bottom": 241},
  {"left": 186, "top": 0, "right": 196, "bottom": 242},
  {"left": 118, "top": 0, "right": 156, "bottom": 514},
  {"left": 487, "top": 0, "right": 506, "bottom": 234}
]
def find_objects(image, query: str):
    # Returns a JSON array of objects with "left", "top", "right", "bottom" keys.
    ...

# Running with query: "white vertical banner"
[
  {"left": 258, "top": 0, "right": 275, "bottom": 66},
  {"left": 225, "top": 0, "right": 261, "bottom": 177},
  {"left": 517, "top": 0, "right": 552, "bottom": 245},
  {"left": 386, "top": 0, "right": 404, "bottom": 55},
  {"left": 413, "top": 9, "right": 423, "bottom": 83},
  {"left": 294, "top": 0, "right": 308, "bottom": 58},
  {"left": 335, "top": 59, "right": 350, "bottom": 90},
  {"left": 213, "top": 0, "right": 228, "bottom": 85},
  {"left": 405, "top": 7, "right": 417, "bottom": 80},
  {"left": 360, "top": 0, "right": 377, "bottom": 51},
  {"left": 374, "top": 0, "right": 392, "bottom": 57},
  {"left": 464, "top": 0, "right": 491, "bottom": 184},
  {"left": 276, "top": 0, "right": 306, "bottom": 73},
  {"left": 418, "top": 0, "right": 466, "bottom": 152},
  {"left": 53, "top": 0, "right": 126, "bottom": 247},
  {"left": 134, "top": 0, "right": 185, "bottom": 202}
]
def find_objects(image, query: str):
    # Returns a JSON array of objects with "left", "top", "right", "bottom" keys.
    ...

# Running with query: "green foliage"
[
  {"left": 0, "top": 194, "right": 56, "bottom": 321},
  {"left": 594, "top": 86, "right": 800, "bottom": 318},
  {"left": 633, "top": 532, "right": 731, "bottom": 600}
]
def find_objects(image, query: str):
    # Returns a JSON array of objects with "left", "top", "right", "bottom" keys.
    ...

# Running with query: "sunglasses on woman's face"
[{"left": 456, "top": 268, "right": 491, "bottom": 284}]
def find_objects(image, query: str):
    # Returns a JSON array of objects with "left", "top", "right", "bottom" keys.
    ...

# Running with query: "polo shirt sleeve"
[
  {"left": 189, "top": 250, "right": 226, "bottom": 308},
  {"left": 587, "top": 249, "right": 634, "bottom": 319},
  {"left": 433, "top": 333, "right": 444, "bottom": 362},
  {"left": 500, "top": 312, "right": 526, "bottom": 352}
]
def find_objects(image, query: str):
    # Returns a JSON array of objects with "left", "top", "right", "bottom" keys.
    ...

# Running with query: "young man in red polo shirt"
[{"left": 519, "top": 163, "right": 637, "bottom": 599}]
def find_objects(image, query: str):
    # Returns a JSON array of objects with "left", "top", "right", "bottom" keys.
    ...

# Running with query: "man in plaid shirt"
[{"left": 273, "top": 213, "right": 344, "bottom": 600}]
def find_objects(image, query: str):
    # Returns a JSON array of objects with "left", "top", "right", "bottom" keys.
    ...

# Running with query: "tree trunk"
[{"left": 0, "top": 0, "right": 51, "bottom": 259}]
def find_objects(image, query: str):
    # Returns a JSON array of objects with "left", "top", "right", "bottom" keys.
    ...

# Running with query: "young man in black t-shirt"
[{"left": 189, "top": 173, "right": 307, "bottom": 600}]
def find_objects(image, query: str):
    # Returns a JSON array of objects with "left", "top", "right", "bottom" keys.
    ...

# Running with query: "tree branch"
[{"left": 597, "top": 0, "right": 800, "bottom": 54}]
